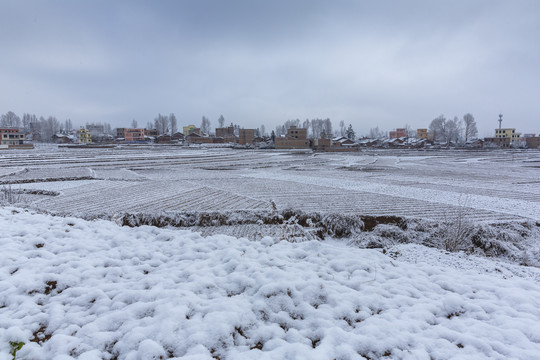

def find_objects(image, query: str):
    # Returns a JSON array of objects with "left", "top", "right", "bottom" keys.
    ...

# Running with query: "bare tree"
[
  {"left": 283, "top": 119, "right": 300, "bottom": 130},
  {"left": 275, "top": 125, "right": 286, "bottom": 137},
  {"left": 39, "top": 116, "right": 60, "bottom": 142},
  {"left": 339, "top": 120, "right": 346, "bottom": 137},
  {"left": 462, "top": 113, "right": 478, "bottom": 143},
  {"left": 369, "top": 126, "right": 384, "bottom": 139},
  {"left": 217, "top": 115, "right": 225, "bottom": 128},
  {"left": 22, "top": 113, "right": 35, "bottom": 133},
  {"left": 64, "top": 118, "right": 73, "bottom": 132},
  {"left": 103, "top": 122, "right": 112, "bottom": 135},
  {"left": 404, "top": 124, "right": 415, "bottom": 138},
  {"left": 1, "top": 111, "right": 21, "bottom": 128},
  {"left": 131, "top": 119, "right": 138, "bottom": 128},
  {"left": 260, "top": 124, "right": 266, "bottom": 137},
  {"left": 302, "top": 119, "right": 311, "bottom": 137},
  {"left": 154, "top": 114, "right": 168, "bottom": 134},
  {"left": 323, "top": 118, "right": 333, "bottom": 137},
  {"left": 445, "top": 117, "right": 462, "bottom": 144},
  {"left": 200, "top": 116, "right": 211, "bottom": 135},
  {"left": 429, "top": 115, "right": 447, "bottom": 143},
  {"left": 169, "top": 113, "right": 177, "bottom": 135},
  {"left": 30, "top": 116, "right": 41, "bottom": 135}
]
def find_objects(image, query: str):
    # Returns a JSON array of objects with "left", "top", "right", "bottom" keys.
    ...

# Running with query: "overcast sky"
[{"left": 1, "top": 0, "right": 539, "bottom": 136}]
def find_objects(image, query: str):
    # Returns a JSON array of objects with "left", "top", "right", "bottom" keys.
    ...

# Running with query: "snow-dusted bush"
[
  {"left": 0, "top": 184, "right": 22, "bottom": 205},
  {"left": 38, "top": 207, "right": 540, "bottom": 267},
  {"left": 320, "top": 213, "right": 364, "bottom": 238},
  {"left": 280, "top": 216, "right": 308, "bottom": 243}
]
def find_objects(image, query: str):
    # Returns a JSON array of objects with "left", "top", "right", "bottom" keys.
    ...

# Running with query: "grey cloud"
[{"left": 1, "top": 0, "right": 539, "bottom": 135}]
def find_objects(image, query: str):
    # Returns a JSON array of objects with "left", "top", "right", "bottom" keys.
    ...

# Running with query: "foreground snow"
[{"left": 1, "top": 208, "right": 539, "bottom": 359}]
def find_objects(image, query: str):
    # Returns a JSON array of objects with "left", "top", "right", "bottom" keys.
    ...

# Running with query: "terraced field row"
[{"left": 32, "top": 180, "right": 271, "bottom": 215}]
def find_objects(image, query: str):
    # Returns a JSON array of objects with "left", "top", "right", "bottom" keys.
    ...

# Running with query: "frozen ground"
[
  {"left": 0, "top": 145, "right": 539, "bottom": 223},
  {"left": 1, "top": 208, "right": 540, "bottom": 359}
]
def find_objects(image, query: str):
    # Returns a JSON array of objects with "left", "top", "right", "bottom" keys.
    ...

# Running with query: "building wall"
[
  {"left": 416, "top": 129, "right": 428, "bottom": 139},
  {"left": 76, "top": 129, "right": 92, "bottom": 144},
  {"left": 390, "top": 128, "right": 407, "bottom": 139},
  {"left": 183, "top": 125, "right": 197, "bottom": 136},
  {"left": 495, "top": 128, "right": 520, "bottom": 141},
  {"left": 274, "top": 138, "right": 310, "bottom": 149},
  {"left": 144, "top": 129, "right": 159, "bottom": 137},
  {"left": 484, "top": 137, "right": 510, "bottom": 148},
  {"left": 525, "top": 137, "right": 540, "bottom": 149},
  {"left": 125, "top": 129, "right": 145, "bottom": 142},
  {"left": 238, "top": 129, "right": 255, "bottom": 145},
  {"left": 216, "top": 127, "right": 235, "bottom": 138},
  {"left": 116, "top": 128, "right": 145, "bottom": 142},
  {"left": 0, "top": 128, "right": 24, "bottom": 145},
  {"left": 286, "top": 126, "right": 307, "bottom": 140},
  {"left": 187, "top": 136, "right": 223, "bottom": 144},
  {"left": 312, "top": 138, "right": 331, "bottom": 151}
]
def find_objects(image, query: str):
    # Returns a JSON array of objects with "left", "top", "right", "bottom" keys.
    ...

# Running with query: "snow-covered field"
[
  {"left": 1, "top": 208, "right": 540, "bottom": 359},
  {"left": 1, "top": 145, "right": 540, "bottom": 359},
  {"left": 0, "top": 145, "right": 539, "bottom": 223}
]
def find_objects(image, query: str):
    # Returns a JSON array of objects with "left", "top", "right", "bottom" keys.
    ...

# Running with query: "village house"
[
  {"left": 185, "top": 132, "right": 224, "bottom": 144},
  {"left": 484, "top": 137, "right": 510, "bottom": 148},
  {"left": 332, "top": 136, "right": 355, "bottom": 147},
  {"left": 215, "top": 126, "right": 237, "bottom": 143},
  {"left": 144, "top": 129, "right": 159, "bottom": 137},
  {"left": 238, "top": 129, "right": 255, "bottom": 145},
  {"left": 52, "top": 133, "right": 74, "bottom": 144},
  {"left": 183, "top": 125, "right": 197, "bottom": 136},
  {"left": 0, "top": 128, "right": 25, "bottom": 146},
  {"left": 494, "top": 128, "right": 521, "bottom": 143},
  {"left": 172, "top": 132, "right": 185, "bottom": 142},
  {"left": 389, "top": 128, "right": 407, "bottom": 139},
  {"left": 76, "top": 128, "right": 92, "bottom": 144},
  {"left": 116, "top": 128, "right": 145, "bottom": 142},
  {"left": 465, "top": 139, "right": 484, "bottom": 149},
  {"left": 524, "top": 134, "right": 540, "bottom": 149},
  {"left": 274, "top": 126, "right": 310, "bottom": 149},
  {"left": 416, "top": 129, "right": 428, "bottom": 139},
  {"left": 155, "top": 134, "right": 172, "bottom": 143},
  {"left": 311, "top": 138, "right": 332, "bottom": 151}
]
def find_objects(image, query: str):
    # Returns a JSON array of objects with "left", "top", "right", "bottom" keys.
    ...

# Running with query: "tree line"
[
  {"left": 429, "top": 113, "right": 478, "bottom": 144},
  {"left": 2, "top": 109, "right": 478, "bottom": 144},
  {"left": 0, "top": 111, "right": 75, "bottom": 142}
]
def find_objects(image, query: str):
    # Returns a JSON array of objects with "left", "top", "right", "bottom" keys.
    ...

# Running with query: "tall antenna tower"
[{"left": 498, "top": 114, "right": 503, "bottom": 129}]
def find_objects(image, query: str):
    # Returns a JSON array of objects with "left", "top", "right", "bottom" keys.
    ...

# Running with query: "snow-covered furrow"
[{"left": 245, "top": 171, "right": 540, "bottom": 221}]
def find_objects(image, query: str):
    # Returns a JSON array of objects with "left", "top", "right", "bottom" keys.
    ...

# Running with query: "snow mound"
[{"left": 1, "top": 208, "right": 539, "bottom": 359}]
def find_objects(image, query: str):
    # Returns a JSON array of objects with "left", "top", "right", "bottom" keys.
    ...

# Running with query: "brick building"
[
  {"left": 116, "top": 128, "right": 145, "bottom": 142},
  {"left": 238, "top": 129, "right": 255, "bottom": 145},
  {"left": 389, "top": 128, "right": 407, "bottom": 139},
  {"left": 274, "top": 126, "right": 310, "bottom": 149}
]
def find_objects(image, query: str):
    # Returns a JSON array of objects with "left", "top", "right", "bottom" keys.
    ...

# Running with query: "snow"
[
  {"left": 1, "top": 146, "right": 538, "bottom": 224},
  {"left": 1, "top": 208, "right": 540, "bottom": 359},
  {"left": 244, "top": 169, "right": 540, "bottom": 221}
]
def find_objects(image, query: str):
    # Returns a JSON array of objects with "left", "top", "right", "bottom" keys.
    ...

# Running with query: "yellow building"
[
  {"left": 77, "top": 128, "right": 92, "bottom": 144},
  {"left": 494, "top": 128, "right": 520, "bottom": 142},
  {"left": 183, "top": 125, "right": 196, "bottom": 136},
  {"left": 416, "top": 129, "right": 428, "bottom": 139}
]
